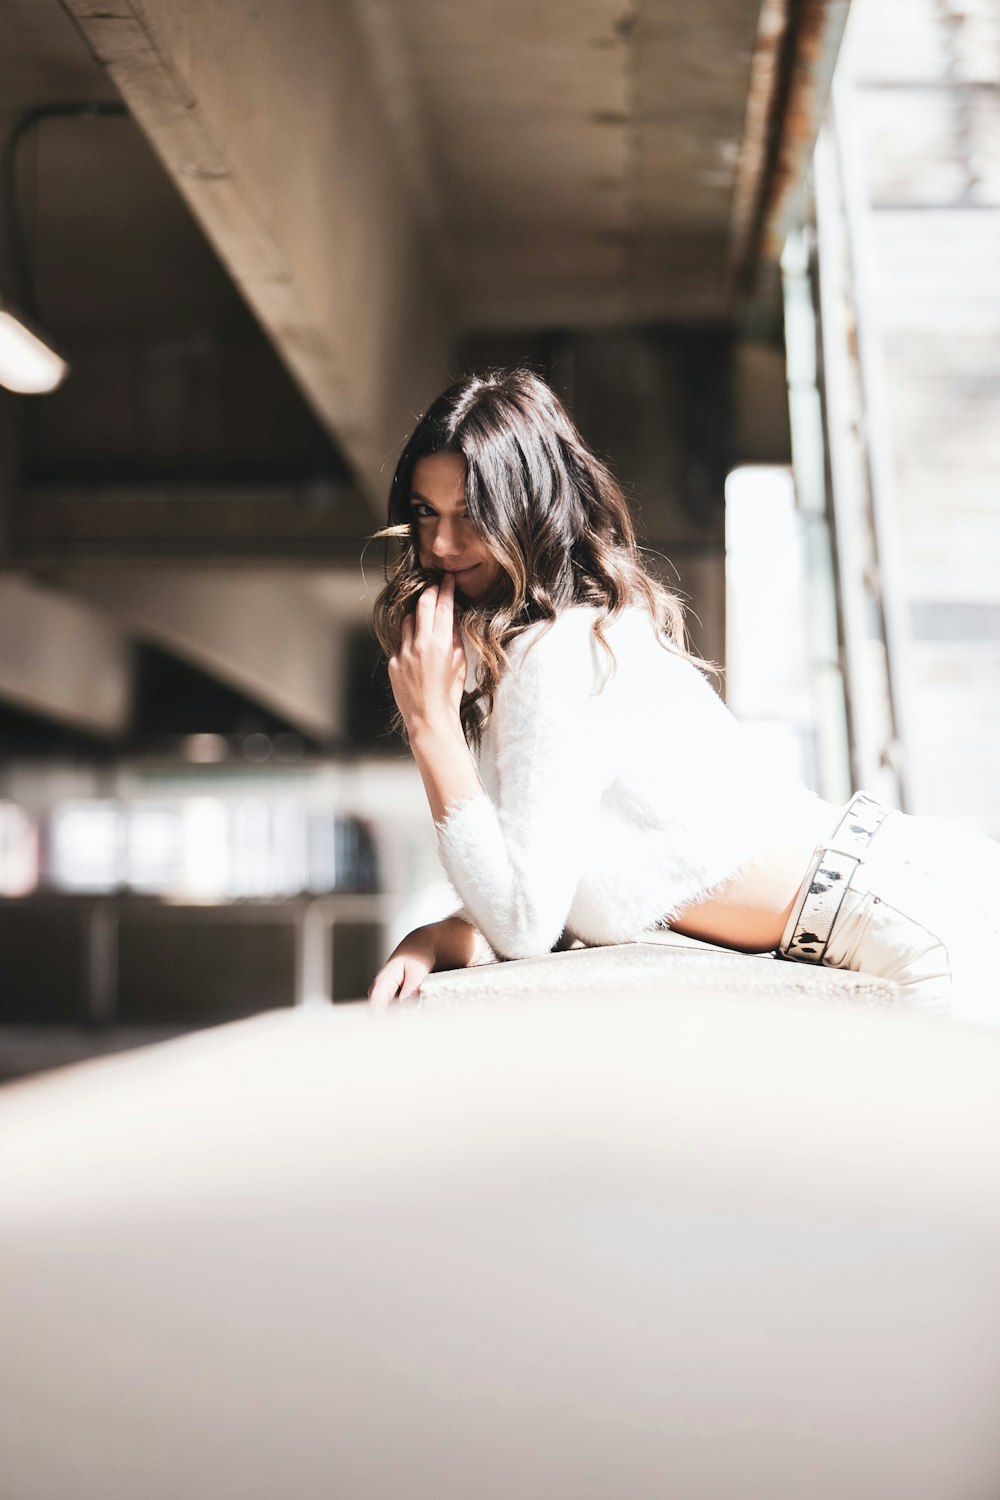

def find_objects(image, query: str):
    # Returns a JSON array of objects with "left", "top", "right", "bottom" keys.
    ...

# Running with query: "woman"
[{"left": 368, "top": 369, "right": 1000, "bottom": 1024}]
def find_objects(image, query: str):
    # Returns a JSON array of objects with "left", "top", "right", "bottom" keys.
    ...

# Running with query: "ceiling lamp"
[
  {"left": 2, "top": 103, "right": 126, "bottom": 396},
  {"left": 0, "top": 303, "right": 68, "bottom": 394}
]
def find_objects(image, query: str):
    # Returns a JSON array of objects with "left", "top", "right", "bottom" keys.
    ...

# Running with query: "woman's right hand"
[
  {"left": 368, "top": 926, "right": 437, "bottom": 1010},
  {"left": 388, "top": 574, "right": 468, "bottom": 738},
  {"left": 368, "top": 915, "right": 486, "bottom": 1009}
]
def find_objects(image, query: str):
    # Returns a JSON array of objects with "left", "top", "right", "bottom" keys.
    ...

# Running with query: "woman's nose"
[{"left": 430, "top": 522, "right": 459, "bottom": 558}]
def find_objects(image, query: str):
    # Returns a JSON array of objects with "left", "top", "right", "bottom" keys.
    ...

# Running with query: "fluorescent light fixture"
[{"left": 0, "top": 305, "right": 69, "bottom": 393}]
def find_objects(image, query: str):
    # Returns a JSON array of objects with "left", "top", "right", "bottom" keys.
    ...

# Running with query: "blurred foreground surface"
[{"left": 3, "top": 979, "right": 1000, "bottom": 1500}]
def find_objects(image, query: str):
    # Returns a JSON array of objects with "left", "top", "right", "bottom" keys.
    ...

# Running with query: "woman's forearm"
[
  {"left": 432, "top": 914, "right": 486, "bottom": 970},
  {"left": 409, "top": 720, "right": 482, "bottom": 826}
]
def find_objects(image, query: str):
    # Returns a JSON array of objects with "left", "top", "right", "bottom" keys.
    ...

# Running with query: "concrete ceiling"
[
  {"left": 0, "top": 0, "right": 846, "bottom": 746},
  {"left": 356, "top": 0, "right": 761, "bottom": 327},
  {"left": 1, "top": 0, "right": 849, "bottom": 497},
  {"left": 3, "top": 0, "right": 777, "bottom": 333}
]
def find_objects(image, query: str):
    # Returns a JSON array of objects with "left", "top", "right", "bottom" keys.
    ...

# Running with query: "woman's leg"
[
  {"left": 858, "top": 812, "right": 1000, "bottom": 1025},
  {"left": 822, "top": 865, "right": 953, "bottom": 1017},
  {"left": 780, "top": 799, "right": 1000, "bottom": 1025}
]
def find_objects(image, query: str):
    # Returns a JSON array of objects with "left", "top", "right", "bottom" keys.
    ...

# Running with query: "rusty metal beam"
[{"left": 727, "top": 0, "right": 852, "bottom": 298}]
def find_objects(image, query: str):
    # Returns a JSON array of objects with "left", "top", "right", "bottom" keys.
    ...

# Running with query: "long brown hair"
[{"left": 372, "top": 368, "right": 697, "bottom": 744}]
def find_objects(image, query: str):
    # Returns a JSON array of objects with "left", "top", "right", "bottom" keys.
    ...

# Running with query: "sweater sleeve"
[{"left": 435, "top": 616, "right": 607, "bottom": 960}]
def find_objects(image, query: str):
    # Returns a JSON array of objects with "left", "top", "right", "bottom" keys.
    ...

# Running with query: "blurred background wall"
[{"left": 0, "top": 0, "right": 995, "bottom": 1076}]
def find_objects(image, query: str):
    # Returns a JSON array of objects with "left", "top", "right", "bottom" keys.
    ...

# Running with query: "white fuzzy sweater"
[{"left": 437, "top": 605, "right": 817, "bottom": 961}]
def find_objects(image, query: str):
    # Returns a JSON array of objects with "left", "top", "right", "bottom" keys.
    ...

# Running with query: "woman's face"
[{"left": 409, "top": 452, "right": 505, "bottom": 603}]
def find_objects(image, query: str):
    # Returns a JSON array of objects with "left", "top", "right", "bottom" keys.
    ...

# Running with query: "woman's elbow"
[{"left": 483, "top": 910, "right": 565, "bottom": 962}]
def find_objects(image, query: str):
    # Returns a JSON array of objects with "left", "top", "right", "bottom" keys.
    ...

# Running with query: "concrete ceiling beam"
[
  {"left": 12, "top": 482, "right": 372, "bottom": 565},
  {"left": 49, "top": 565, "right": 367, "bottom": 741},
  {"left": 58, "top": 0, "right": 454, "bottom": 508},
  {"left": 0, "top": 577, "right": 131, "bottom": 736}
]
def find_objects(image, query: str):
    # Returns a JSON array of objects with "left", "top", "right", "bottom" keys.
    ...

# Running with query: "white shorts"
[{"left": 778, "top": 794, "right": 1000, "bottom": 1026}]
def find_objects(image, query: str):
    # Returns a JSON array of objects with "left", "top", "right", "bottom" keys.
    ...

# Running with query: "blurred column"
[
  {"left": 780, "top": 228, "right": 852, "bottom": 804},
  {"left": 295, "top": 900, "right": 332, "bottom": 1009},
  {"left": 812, "top": 111, "right": 911, "bottom": 808},
  {"left": 820, "top": 0, "right": 1000, "bottom": 834}
]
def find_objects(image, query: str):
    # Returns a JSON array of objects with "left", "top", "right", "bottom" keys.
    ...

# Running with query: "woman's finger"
[
  {"left": 414, "top": 585, "right": 438, "bottom": 635},
  {"left": 397, "top": 613, "right": 415, "bottom": 656},
  {"left": 398, "top": 955, "right": 431, "bottom": 1002},
  {"left": 435, "top": 572, "right": 455, "bottom": 636},
  {"left": 368, "top": 957, "right": 405, "bottom": 1009}
]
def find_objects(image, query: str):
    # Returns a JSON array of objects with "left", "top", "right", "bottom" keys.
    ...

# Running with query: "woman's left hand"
[{"left": 388, "top": 573, "right": 468, "bottom": 735}]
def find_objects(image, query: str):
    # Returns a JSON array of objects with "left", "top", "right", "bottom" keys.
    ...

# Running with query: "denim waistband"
[{"left": 778, "top": 792, "right": 889, "bottom": 964}]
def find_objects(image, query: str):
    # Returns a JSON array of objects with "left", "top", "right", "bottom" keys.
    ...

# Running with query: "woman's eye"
[{"left": 409, "top": 503, "right": 473, "bottom": 525}]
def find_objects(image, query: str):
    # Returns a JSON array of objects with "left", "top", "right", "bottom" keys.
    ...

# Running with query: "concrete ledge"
[
  {"left": 4, "top": 980, "right": 999, "bottom": 1499},
  {"left": 421, "top": 932, "right": 900, "bottom": 1009}
]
